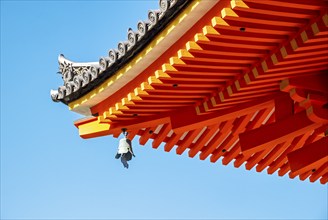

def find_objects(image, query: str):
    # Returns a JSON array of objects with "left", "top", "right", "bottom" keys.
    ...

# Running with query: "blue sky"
[{"left": 1, "top": 1, "right": 327, "bottom": 219}]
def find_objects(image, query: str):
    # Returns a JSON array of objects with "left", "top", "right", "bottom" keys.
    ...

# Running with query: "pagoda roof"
[
  {"left": 51, "top": 0, "right": 328, "bottom": 184},
  {"left": 51, "top": 0, "right": 192, "bottom": 105}
]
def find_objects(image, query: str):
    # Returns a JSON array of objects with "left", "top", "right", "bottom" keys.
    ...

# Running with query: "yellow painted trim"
[
  {"left": 227, "top": 86, "right": 233, "bottom": 96},
  {"left": 138, "top": 82, "right": 154, "bottom": 92},
  {"left": 219, "top": 92, "right": 225, "bottom": 102},
  {"left": 210, "top": 96, "right": 217, "bottom": 106},
  {"left": 244, "top": 73, "right": 251, "bottom": 85},
  {"left": 194, "top": 33, "right": 209, "bottom": 42},
  {"left": 128, "top": 92, "right": 142, "bottom": 101},
  {"left": 203, "top": 101, "right": 209, "bottom": 111},
  {"left": 115, "top": 102, "right": 128, "bottom": 111},
  {"left": 323, "top": 14, "right": 328, "bottom": 27},
  {"left": 280, "top": 46, "right": 287, "bottom": 58},
  {"left": 155, "top": 70, "right": 170, "bottom": 79},
  {"left": 186, "top": 41, "right": 202, "bottom": 51},
  {"left": 135, "top": 86, "right": 149, "bottom": 95},
  {"left": 203, "top": 25, "right": 220, "bottom": 36},
  {"left": 178, "top": 49, "right": 194, "bottom": 58},
  {"left": 234, "top": 80, "right": 240, "bottom": 91},
  {"left": 271, "top": 54, "right": 278, "bottom": 65},
  {"left": 211, "top": 17, "right": 229, "bottom": 27},
  {"left": 311, "top": 22, "right": 319, "bottom": 35},
  {"left": 195, "top": 106, "right": 201, "bottom": 115},
  {"left": 121, "top": 97, "right": 134, "bottom": 106},
  {"left": 231, "top": 0, "right": 248, "bottom": 9},
  {"left": 69, "top": 0, "right": 201, "bottom": 111},
  {"left": 252, "top": 67, "right": 259, "bottom": 78},
  {"left": 148, "top": 76, "right": 162, "bottom": 85},
  {"left": 169, "top": 57, "right": 185, "bottom": 65},
  {"left": 290, "top": 39, "right": 298, "bottom": 51},
  {"left": 162, "top": 63, "right": 177, "bottom": 72},
  {"left": 78, "top": 120, "right": 111, "bottom": 138},
  {"left": 300, "top": 31, "right": 308, "bottom": 43},
  {"left": 221, "top": 8, "right": 238, "bottom": 18},
  {"left": 261, "top": 61, "right": 268, "bottom": 72}
]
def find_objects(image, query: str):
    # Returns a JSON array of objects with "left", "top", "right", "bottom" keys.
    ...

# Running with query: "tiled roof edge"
[{"left": 51, "top": 0, "right": 192, "bottom": 104}]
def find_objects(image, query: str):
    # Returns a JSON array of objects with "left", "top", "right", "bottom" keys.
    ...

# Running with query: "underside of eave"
[{"left": 71, "top": 0, "right": 328, "bottom": 184}]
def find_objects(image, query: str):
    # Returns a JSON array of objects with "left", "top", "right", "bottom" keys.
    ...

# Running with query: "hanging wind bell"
[{"left": 115, "top": 128, "right": 135, "bottom": 168}]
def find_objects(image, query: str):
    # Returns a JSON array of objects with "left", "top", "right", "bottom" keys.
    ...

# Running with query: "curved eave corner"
[{"left": 50, "top": 0, "right": 194, "bottom": 115}]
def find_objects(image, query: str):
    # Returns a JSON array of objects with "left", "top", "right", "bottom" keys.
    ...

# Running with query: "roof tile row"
[{"left": 51, "top": 0, "right": 191, "bottom": 104}]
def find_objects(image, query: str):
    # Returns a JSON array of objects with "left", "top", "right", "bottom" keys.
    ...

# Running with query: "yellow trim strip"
[{"left": 69, "top": 0, "right": 201, "bottom": 110}]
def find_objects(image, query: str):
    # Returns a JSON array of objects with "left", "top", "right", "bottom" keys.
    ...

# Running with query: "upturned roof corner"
[{"left": 51, "top": 0, "right": 191, "bottom": 104}]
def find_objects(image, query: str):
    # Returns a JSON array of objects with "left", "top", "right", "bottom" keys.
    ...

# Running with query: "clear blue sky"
[{"left": 1, "top": 1, "right": 327, "bottom": 219}]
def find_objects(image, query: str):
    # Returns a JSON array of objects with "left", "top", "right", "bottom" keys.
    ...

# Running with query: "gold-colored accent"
[
  {"left": 231, "top": 0, "right": 249, "bottom": 9},
  {"left": 195, "top": 106, "right": 201, "bottom": 115},
  {"left": 98, "top": 115, "right": 111, "bottom": 123},
  {"left": 290, "top": 39, "right": 298, "bottom": 51},
  {"left": 155, "top": 70, "right": 170, "bottom": 79},
  {"left": 271, "top": 54, "right": 278, "bottom": 65},
  {"left": 252, "top": 67, "right": 259, "bottom": 78},
  {"left": 194, "top": 33, "right": 209, "bottom": 42},
  {"left": 280, "top": 46, "right": 287, "bottom": 58},
  {"left": 78, "top": 120, "right": 111, "bottom": 138},
  {"left": 140, "top": 82, "right": 154, "bottom": 91},
  {"left": 134, "top": 87, "right": 148, "bottom": 96},
  {"left": 202, "top": 25, "right": 220, "bottom": 36},
  {"left": 280, "top": 79, "right": 290, "bottom": 92},
  {"left": 109, "top": 107, "right": 122, "bottom": 115},
  {"left": 128, "top": 92, "right": 142, "bottom": 101},
  {"left": 186, "top": 41, "right": 202, "bottom": 51},
  {"left": 169, "top": 57, "right": 185, "bottom": 65},
  {"left": 148, "top": 76, "right": 162, "bottom": 85},
  {"left": 219, "top": 92, "right": 225, "bottom": 102},
  {"left": 221, "top": 8, "right": 238, "bottom": 18},
  {"left": 203, "top": 101, "right": 209, "bottom": 111},
  {"left": 227, "top": 86, "right": 233, "bottom": 96},
  {"left": 162, "top": 64, "right": 177, "bottom": 72},
  {"left": 244, "top": 73, "right": 251, "bottom": 85},
  {"left": 211, "top": 17, "right": 229, "bottom": 27},
  {"left": 323, "top": 14, "right": 328, "bottom": 27},
  {"left": 311, "top": 23, "right": 319, "bottom": 35},
  {"left": 210, "top": 96, "right": 217, "bottom": 106},
  {"left": 103, "top": 111, "right": 117, "bottom": 119},
  {"left": 121, "top": 98, "right": 134, "bottom": 106},
  {"left": 177, "top": 49, "right": 194, "bottom": 58},
  {"left": 300, "top": 31, "right": 308, "bottom": 43},
  {"left": 234, "top": 80, "right": 240, "bottom": 91},
  {"left": 261, "top": 61, "right": 268, "bottom": 72},
  {"left": 115, "top": 102, "right": 128, "bottom": 111}
]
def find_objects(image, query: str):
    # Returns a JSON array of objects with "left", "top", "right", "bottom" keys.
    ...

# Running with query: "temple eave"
[{"left": 52, "top": 0, "right": 328, "bottom": 184}]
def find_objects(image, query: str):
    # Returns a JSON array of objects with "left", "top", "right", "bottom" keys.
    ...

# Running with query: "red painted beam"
[
  {"left": 152, "top": 123, "right": 171, "bottom": 149},
  {"left": 274, "top": 93, "right": 294, "bottom": 121},
  {"left": 109, "top": 115, "right": 170, "bottom": 132},
  {"left": 267, "top": 131, "right": 312, "bottom": 174},
  {"left": 307, "top": 104, "right": 328, "bottom": 124},
  {"left": 164, "top": 132, "right": 183, "bottom": 152},
  {"left": 139, "top": 126, "right": 157, "bottom": 146},
  {"left": 170, "top": 97, "right": 274, "bottom": 134},
  {"left": 287, "top": 137, "right": 328, "bottom": 176},
  {"left": 280, "top": 72, "right": 328, "bottom": 94},
  {"left": 200, "top": 120, "right": 234, "bottom": 160},
  {"left": 189, "top": 124, "right": 220, "bottom": 158},
  {"left": 176, "top": 128, "right": 203, "bottom": 155},
  {"left": 320, "top": 173, "right": 328, "bottom": 184},
  {"left": 310, "top": 162, "right": 328, "bottom": 183},
  {"left": 239, "top": 111, "right": 320, "bottom": 155}
]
